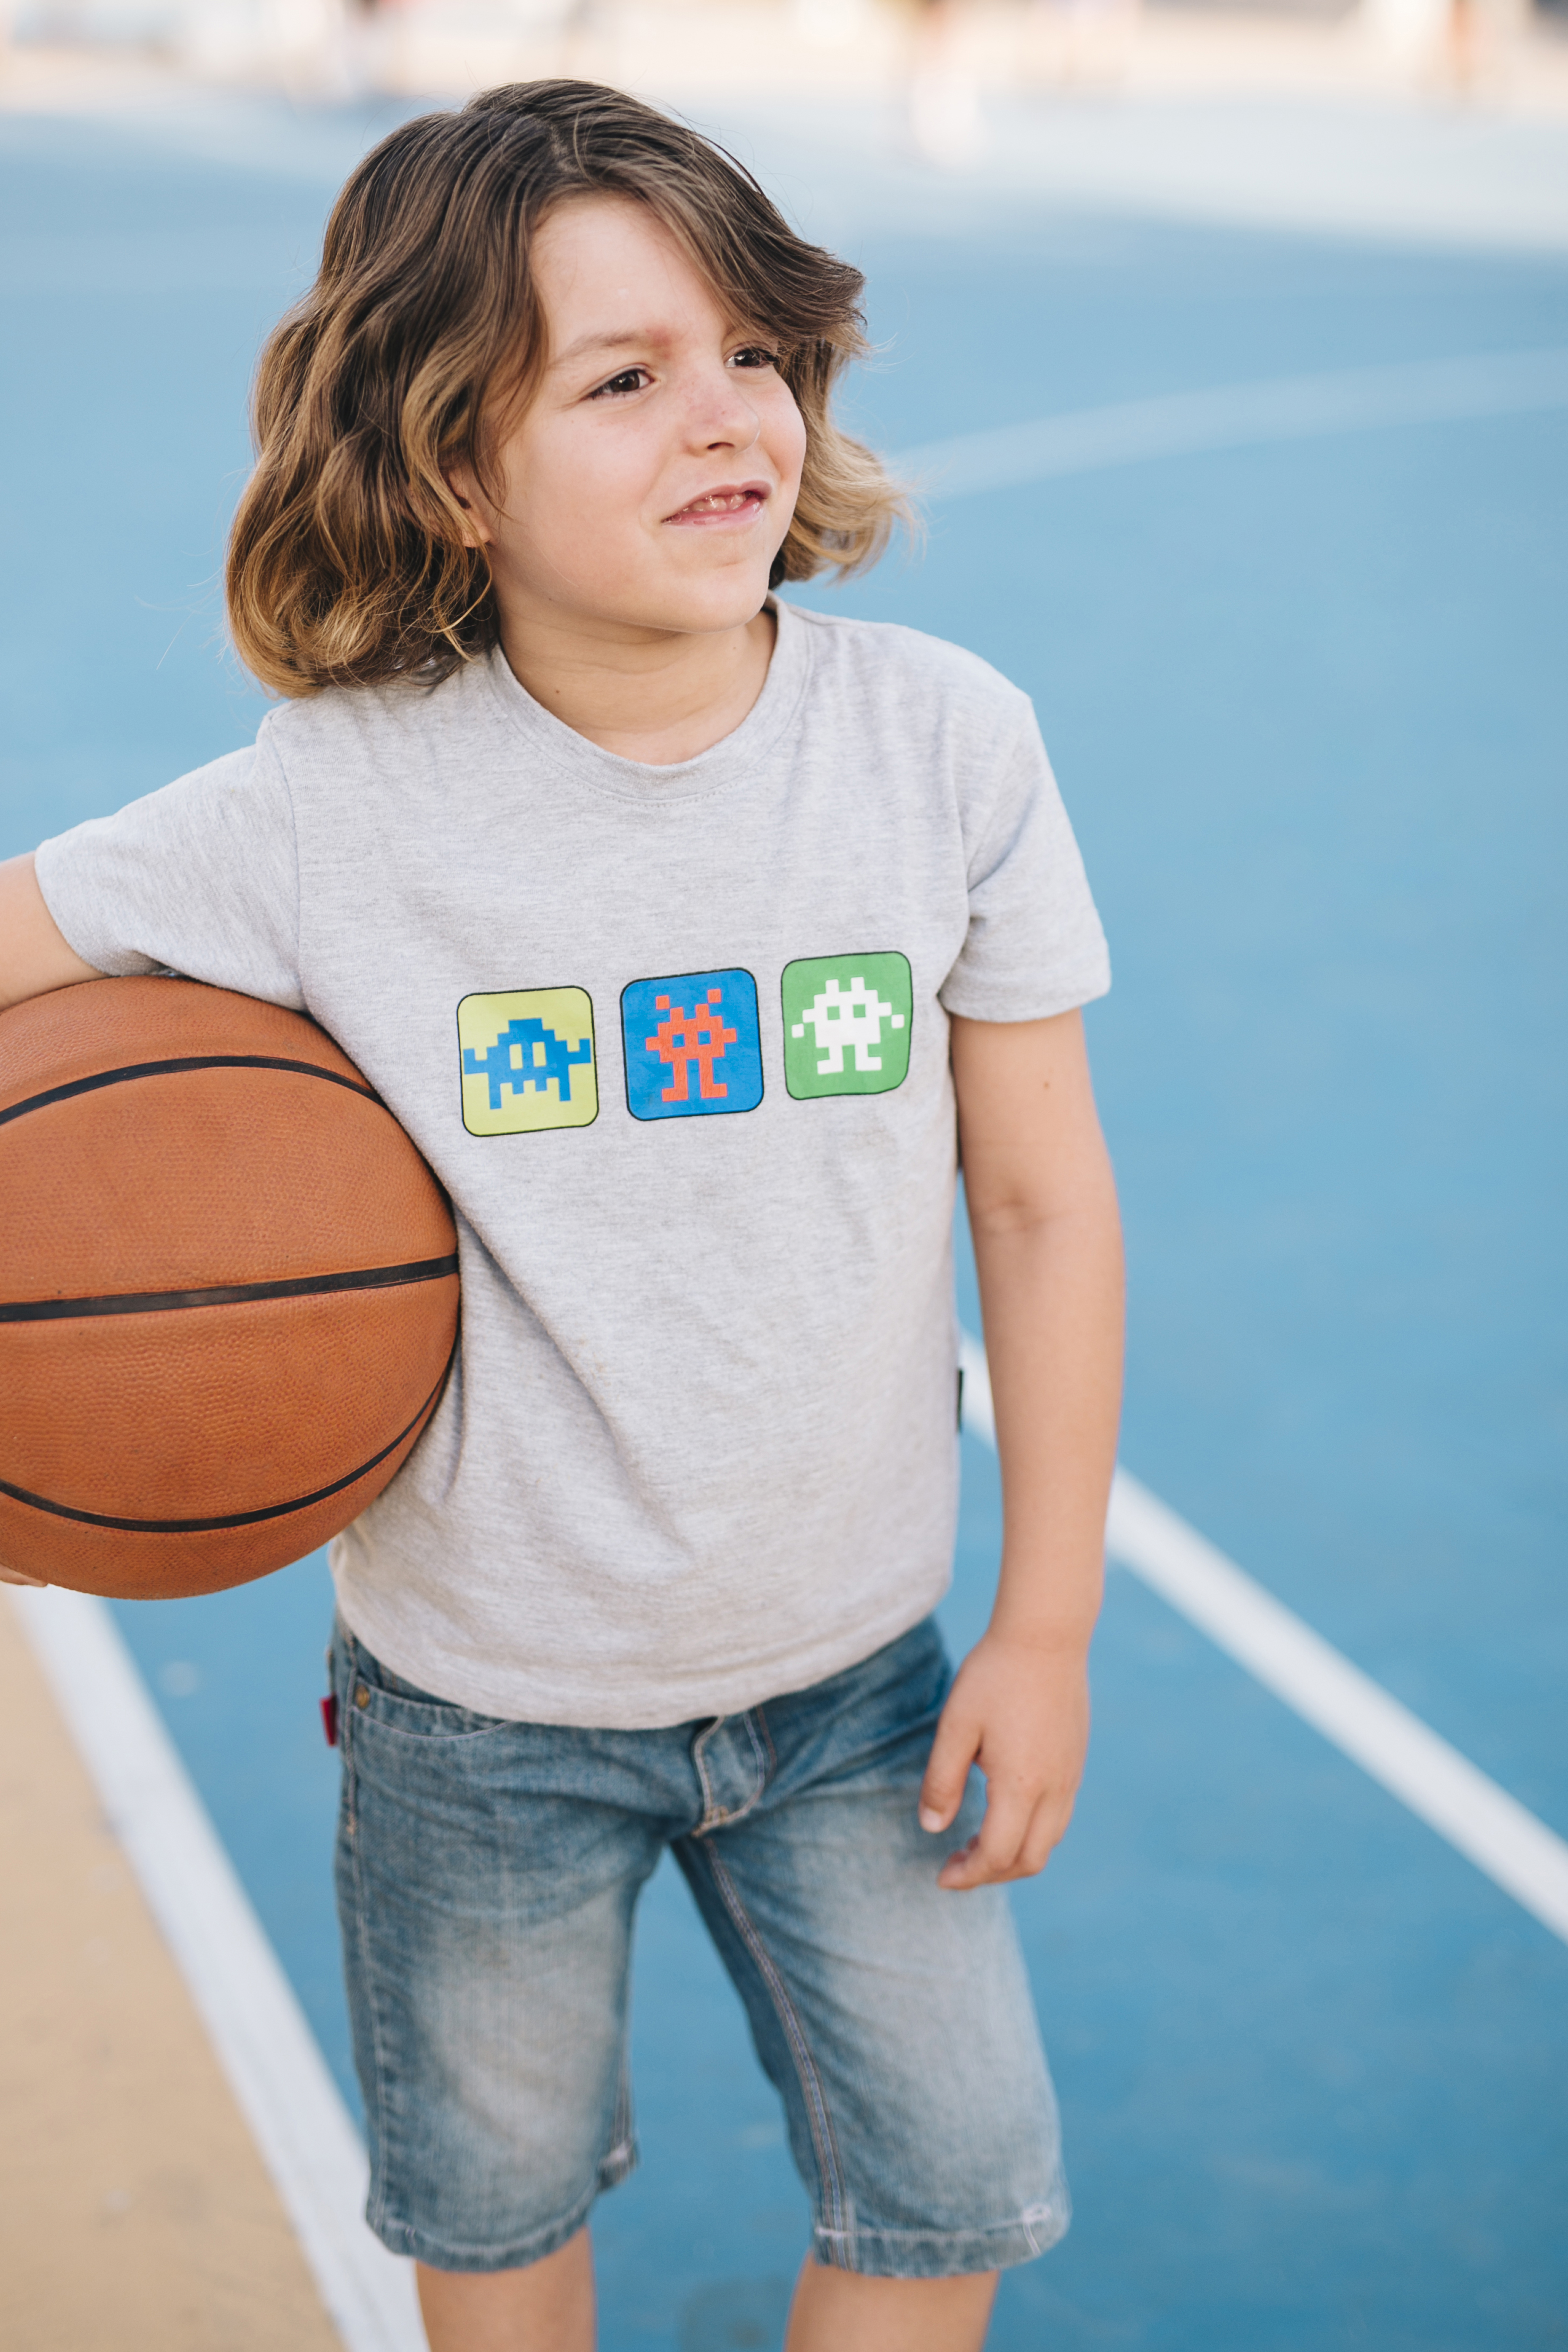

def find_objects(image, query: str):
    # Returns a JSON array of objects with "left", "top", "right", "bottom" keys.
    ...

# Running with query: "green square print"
[{"left": 781, "top": 952, "right": 913, "bottom": 1099}]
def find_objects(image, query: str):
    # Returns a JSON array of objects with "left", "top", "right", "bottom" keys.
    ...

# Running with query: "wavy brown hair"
[{"left": 226, "top": 80, "right": 906, "bottom": 697}]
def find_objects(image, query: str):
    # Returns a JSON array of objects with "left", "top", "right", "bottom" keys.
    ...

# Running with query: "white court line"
[
  {"left": 893, "top": 347, "right": 1568, "bottom": 499},
  {"left": 957, "top": 1332, "right": 1568, "bottom": 1947},
  {"left": 9, "top": 1584, "right": 426, "bottom": 2352}
]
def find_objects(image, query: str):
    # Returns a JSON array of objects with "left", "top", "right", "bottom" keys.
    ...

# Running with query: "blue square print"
[{"left": 621, "top": 969, "right": 764, "bottom": 1121}]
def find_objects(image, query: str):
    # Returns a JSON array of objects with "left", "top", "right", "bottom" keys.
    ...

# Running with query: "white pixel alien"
[{"left": 792, "top": 975, "right": 906, "bottom": 1074}]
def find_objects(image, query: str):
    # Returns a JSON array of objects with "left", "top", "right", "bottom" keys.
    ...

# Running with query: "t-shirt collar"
[{"left": 480, "top": 597, "right": 812, "bottom": 804}]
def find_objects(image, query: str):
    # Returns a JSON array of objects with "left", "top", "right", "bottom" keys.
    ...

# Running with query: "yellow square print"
[{"left": 457, "top": 988, "right": 598, "bottom": 1135}]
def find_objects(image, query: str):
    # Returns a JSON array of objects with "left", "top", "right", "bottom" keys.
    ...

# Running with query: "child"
[{"left": 0, "top": 81, "right": 1123, "bottom": 2352}]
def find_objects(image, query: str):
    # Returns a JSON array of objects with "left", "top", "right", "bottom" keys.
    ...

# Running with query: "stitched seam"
[
  {"left": 742, "top": 1709, "right": 768, "bottom": 1798},
  {"left": 692, "top": 1718, "right": 725, "bottom": 1833},
  {"left": 342, "top": 1659, "right": 395, "bottom": 2237},
  {"left": 479, "top": 609, "right": 815, "bottom": 810},
  {"left": 606, "top": 2047, "right": 635, "bottom": 2176},
  {"left": 259, "top": 714, "right": 306, "bottom": 981},
  {"left": 753, "top": 1704, "right": 779, "bottom": 1777},
  {"left": 813, "top": 2215, "right": 1060, "bottom": 2245},
  {"left": 714, "top": 1710, "right": 770, "bottom": 1830},
  {"left": 703, "top": 1847, "right": 849, "bottom": 2243},
  {"left": 381, "top": 2171, "right": 604, "bottom": 2270}
]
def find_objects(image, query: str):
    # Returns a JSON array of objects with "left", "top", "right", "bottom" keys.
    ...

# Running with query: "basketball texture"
[{"left": 0, "top": 978, "right": 459, "bottom": 1599}]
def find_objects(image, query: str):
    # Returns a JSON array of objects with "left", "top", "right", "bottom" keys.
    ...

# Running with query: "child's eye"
[
  {"left": 589, "top": 367, "right": 651, "bottom": 400},
  {"left": 730, "top": 345, "right": 780, "bottom": 372}
]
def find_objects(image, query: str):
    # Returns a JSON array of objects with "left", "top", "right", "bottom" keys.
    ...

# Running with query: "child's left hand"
[
  {"left": 931, "top": 1005, "right": 1122, "bottom": 1892},
  {"left": 917, "top": 1631, "right": 1091, "bottom": 1889}
]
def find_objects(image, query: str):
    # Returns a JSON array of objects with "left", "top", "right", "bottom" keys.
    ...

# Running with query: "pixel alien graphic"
[
  {"left": 791, "top": 976, "right": 907, "bottom": 1074},
  {"left": 645, "top": 989, "right": 738, "bottom": 1102},
  {"left": 463, "top": 1016, "right": 593, "bottom": 1109}
]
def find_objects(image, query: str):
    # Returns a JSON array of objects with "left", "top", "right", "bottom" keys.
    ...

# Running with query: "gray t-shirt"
[{"left": 35, "top": 600, "right": 1109, "bottom": 1726}]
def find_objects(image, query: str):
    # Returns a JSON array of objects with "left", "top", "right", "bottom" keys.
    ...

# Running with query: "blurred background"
[
  {"left": 2, "top": 6, "right": 1565, "bottom": 2350},
  {"left": 2, "top": 0, "right": 1567, "bottom": 129}
]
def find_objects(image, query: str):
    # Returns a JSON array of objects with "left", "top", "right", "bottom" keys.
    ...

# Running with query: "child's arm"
[
  {"left": 921, "top": 1007, "right": 1124, "bottom": 1889},
  {"left": 0, "top": 854, "right": 102, "bottom": 1011},
  {"left": 0, "top": 854, "right": 102, "bottom": 1584}
]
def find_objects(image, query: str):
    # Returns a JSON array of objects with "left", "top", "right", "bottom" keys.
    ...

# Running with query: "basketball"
[{"left": 0, "top": 977, "right": 459, "bottom": 1600}]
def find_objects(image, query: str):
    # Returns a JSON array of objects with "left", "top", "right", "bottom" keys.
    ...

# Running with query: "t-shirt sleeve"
[
  {"left": 938, "top": 701, "right": 1111, "bottom": 1024},
  {"left": 31, "top": 734, "right": 306, "bottom": 1011}
]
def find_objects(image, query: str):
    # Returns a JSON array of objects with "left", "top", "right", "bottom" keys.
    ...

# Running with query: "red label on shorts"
[{"left": 321, "top": 1693, "right": 339, "bottom": 1748}]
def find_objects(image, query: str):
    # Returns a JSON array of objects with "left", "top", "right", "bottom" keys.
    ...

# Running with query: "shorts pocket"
[{"left": 335, "top": 1624, "right": 509, "bottom": 1743}]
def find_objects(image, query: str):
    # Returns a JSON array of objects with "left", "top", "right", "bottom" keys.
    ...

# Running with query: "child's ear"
[{"left": 442, "top": 463, "right": 492, "bottom": 550}]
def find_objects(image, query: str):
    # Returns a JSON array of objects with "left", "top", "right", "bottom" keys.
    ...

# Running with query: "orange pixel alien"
[{"left": 645, "top": 988, "right": 738, "bottom": 1103}]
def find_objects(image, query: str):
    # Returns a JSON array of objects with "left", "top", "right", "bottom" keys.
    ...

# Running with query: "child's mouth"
[{"left": 665, "top": 486, "right": 767, "bottom": 526}]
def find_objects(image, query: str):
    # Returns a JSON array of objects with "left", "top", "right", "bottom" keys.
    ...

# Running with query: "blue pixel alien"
[{"left": 463, "top": 1016, "right": 592, "bottom": 1110}]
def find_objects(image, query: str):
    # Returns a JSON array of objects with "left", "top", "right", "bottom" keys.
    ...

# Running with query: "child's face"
[{"left": 456, "top": 195, "right": 807, "bottom": 646}]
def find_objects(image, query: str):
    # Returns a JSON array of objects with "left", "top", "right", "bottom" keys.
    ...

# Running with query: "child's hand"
[{"left": 918, "top": 1633, "right": 1090, "bottom": 1891}]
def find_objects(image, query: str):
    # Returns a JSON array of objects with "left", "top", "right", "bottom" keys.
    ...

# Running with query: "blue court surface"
[{"left": 3, "top": 86, "right": 1565, "bottom": 2350}]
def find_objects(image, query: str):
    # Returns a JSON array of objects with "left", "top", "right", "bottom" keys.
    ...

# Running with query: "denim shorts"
[{"left": 331, "top": 1614, "right": 1069, "bottom": 2278}]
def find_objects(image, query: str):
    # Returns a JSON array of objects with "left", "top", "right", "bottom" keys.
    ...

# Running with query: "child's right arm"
[
  {"left": 0, "top": 854, "right": 102, "bottom": 1012},
  {"left": 0, "top": 854, "right": 101, "bottom": 1582}
]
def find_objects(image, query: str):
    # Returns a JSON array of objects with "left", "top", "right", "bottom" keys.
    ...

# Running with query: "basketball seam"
[
  {"left": 0, "top": 1254, "right": 460, "bottom": 1323},
  {"left": 0, "top": 1345, "right": 457, "bottom": 1535},
  {"left": 0, "top": 1054, "right": 382, "bottom": 1129}
]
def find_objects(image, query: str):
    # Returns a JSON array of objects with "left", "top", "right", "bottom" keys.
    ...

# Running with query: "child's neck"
[{"left": 499, "top": 606, "right": 777, "bottom": 768}]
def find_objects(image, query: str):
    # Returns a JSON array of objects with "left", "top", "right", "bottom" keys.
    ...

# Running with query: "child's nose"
[{"left": 684, "top": 370, "right": 762, "bottom": 450}]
